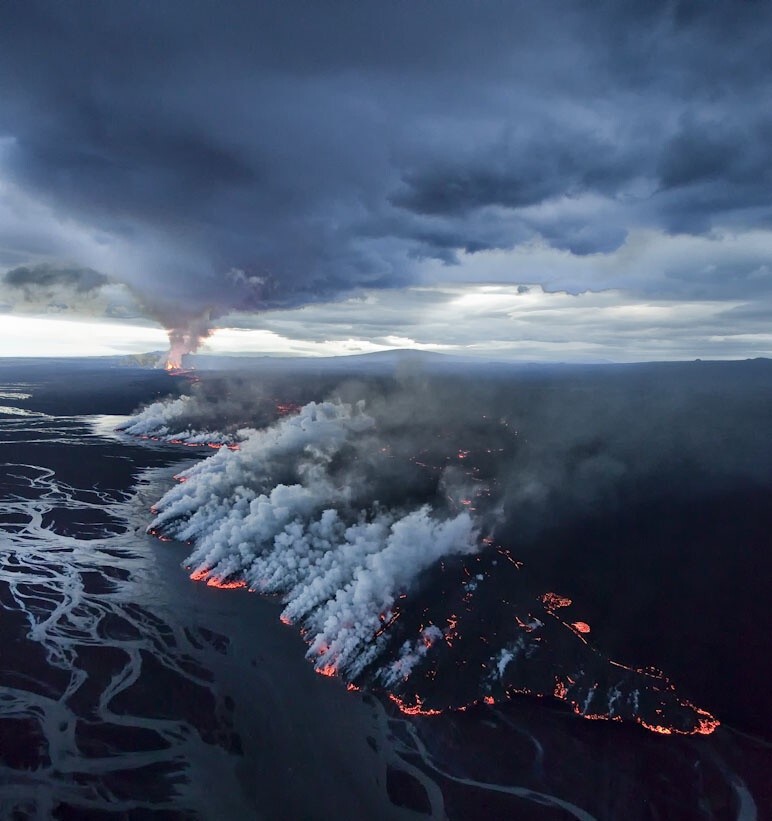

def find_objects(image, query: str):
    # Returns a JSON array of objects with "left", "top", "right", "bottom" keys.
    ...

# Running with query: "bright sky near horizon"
[{"left": 3, "top": 281, "right": 768, "bottom": 362}]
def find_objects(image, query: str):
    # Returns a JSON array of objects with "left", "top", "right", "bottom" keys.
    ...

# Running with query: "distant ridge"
[
  {"left": 11, "top": 348, "right": 765, "bottom": 376},
  {"left": 183, "top": 348, "right": 600, "bottom": 374},
  {"left": 182, "top": 349, "right": 772, "bottom": 375},
  {"left": 189, "top": 348, "right": 485, "bottom": 370},
  {"left": 0, "top": 350, "right": 769, "bottom": 375}
]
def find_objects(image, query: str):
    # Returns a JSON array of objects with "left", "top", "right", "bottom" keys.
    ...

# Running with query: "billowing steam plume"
[
  {"left": 117, "top": 394, "right": 238, "bottom": 447},
  {"left": 121, "top": 367, "right": 763, "bottom": 734},
  {"left": 147, "top": 400, "right": 479, "bottom": 678},
  {"left": 158, "top": 312, "right": 216, "bottom": 370}
]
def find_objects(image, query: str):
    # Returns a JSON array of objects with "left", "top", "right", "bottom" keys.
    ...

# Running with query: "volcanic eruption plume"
[{"left": 160, "top": 313, "right": 215, "bottom": 371}]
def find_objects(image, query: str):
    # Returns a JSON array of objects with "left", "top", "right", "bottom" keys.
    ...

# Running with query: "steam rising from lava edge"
[{"left": 123, "top": 395, "right": 720, "bottom": 737}]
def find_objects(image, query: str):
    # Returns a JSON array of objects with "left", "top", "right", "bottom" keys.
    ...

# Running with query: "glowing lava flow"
[
  {"left": 163, "top": 345, "right": 188, "bottom": 373},
  {"left": 571, "top": 621, "right": 591, "bottom": 634},
  {"left": 139, "top": 403, "right": 721, "bottom": 739},
  {"left": 637, "top": 703, "right": 720, "bottom": 736},
  {"left": 163, "top": 317, "right": 214, "bottom": 371},
  {"left": 130, "top": 433, "right": 240, "bottom": 451},
  {"left": 541, "top": 591, "right": 572, "bottom": 611},
  {"left": 388, "top": 694, "right": 443, "bottom": 717},
  {"left": 162, "top": 360, "right": 196, "bottom": 377},
  {"left": 189, "top": 568, "right": 246, "bottom": 589}
]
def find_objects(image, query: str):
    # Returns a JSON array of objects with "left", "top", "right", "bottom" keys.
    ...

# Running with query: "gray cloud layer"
[
  {"left": 0, "top": 1, "right": 771, "bottom": 328},
  {"left": 5, "top": 263, "right": 106, "bottom": 296},
  {"left": 0, "top": 262, "right": 143, "bottom": 319}
]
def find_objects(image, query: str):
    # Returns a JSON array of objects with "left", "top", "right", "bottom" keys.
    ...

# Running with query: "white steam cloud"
[
  {"left": 146, "top": 400, "right": 479, "bottom": 679},
  {"left": 117, "top": 394, "right": 238, "bottom": 447}
]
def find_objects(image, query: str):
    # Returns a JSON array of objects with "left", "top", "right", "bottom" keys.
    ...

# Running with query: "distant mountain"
[
  {"left": 122, "top": 351, "right": 165, "bottom": 368},
  {"left": 187, "top": 348, "right": 478, "bottom": 371}
]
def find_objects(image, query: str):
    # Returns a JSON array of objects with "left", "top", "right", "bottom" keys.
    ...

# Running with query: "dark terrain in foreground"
[{"left": 0, "top": 357, "right": 770, "bottom": 819}]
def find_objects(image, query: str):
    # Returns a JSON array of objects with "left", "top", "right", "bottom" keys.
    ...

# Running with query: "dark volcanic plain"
[{"left": 0, "top": 356, "right": 770, "bottom": 820}]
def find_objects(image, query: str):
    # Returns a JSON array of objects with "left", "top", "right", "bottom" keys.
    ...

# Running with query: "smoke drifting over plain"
[
  {"left": 135, "top": 362, "right": 772, "bottom": 540},
  {"left": 119, "top": 394, "right": 238, "bottom": 447},
  {"left": 149, "top": 400, "right": 478, "bottom": 679},
  {"left": 123, "top": 361, "right": 772, "bottom": 732}
]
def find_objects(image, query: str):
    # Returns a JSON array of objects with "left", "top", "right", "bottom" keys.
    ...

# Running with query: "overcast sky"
[{"left": 1, "top": 1, "right": 770, "bottom": 360}]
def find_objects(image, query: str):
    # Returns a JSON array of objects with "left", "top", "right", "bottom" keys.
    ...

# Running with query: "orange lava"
[
  {"left": 682, "top": 702, "right": 721, "bottom": 735},
  {"left": 541, "top": 591, "right": 572, "bottom": 610},
  {"left": 571, "top": 621, "right": 591, "bottom": 634},
  {"left": 164, "top": 364, "right": 195, "bottom": 376},
  {"left": 206, "top": 578, "right": 246, "bottom": 589},
  {"left": 275, "top": 401, "right": 302, "bottom": 416},
  {"left": 187, "top": 568, "right": 246, "bottom": 589},
  {"left": 496, "top": 548, "right": 523, "bottom": 569},
  {"left": 638, "top": 719, "right": 674, "bottom": 735},
  {"left": 515, "top": 615, "right": 539, "bottom": 632},
  {"left": 132, "top": 433, "right": 240, "bottom": 451},
  {"left": 374, "top": 610, "right": 402, "bottom": 638},
  {"left": 562, "top": 701, "right": 721, "bottom": 737},
  {"left": 163, "top": 525, "right": 720, "bottom": 739},
  {"left": 388, "top": 694, "right": 443, "bottom": 716},
  {"left": 444, "top": 614, "right": 459, "bottom": 647}
]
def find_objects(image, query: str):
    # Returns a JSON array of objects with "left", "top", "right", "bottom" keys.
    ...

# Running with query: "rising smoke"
[
  {"left": 0, "top": 263, "right": 215, "bottom": 363},
  {"left": 118, "top": 394, "right": 238, "bottom": 446},
  {"left": 162, "top": 314, "right": 215, "bottom": 370},
  {"left": 132, "top": 362, "right": 772, "bottom": 549},
  {"left": 123, "top": 361, "right": 772, "bottom": 729},
  {"left": 147, "top": 399, "right": 478, "bottom": 679}
]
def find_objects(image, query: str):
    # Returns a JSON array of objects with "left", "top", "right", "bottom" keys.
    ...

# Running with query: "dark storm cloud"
[
  {"left": 1, "top": 0, "right": 771, "bottom": 324},
  {"left": 0, "top": 262, "right": 143, "bottom": 318},
  {"left": 390, "top": 128, "right": 632, "bottom": 218},
  {"left": 4, "top": 263, "right": 107, "bottom": 295}
]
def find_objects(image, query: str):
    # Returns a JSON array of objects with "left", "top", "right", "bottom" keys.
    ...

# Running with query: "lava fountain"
[{"left": 160, "top": 314, "right": 214, "bottom": 371}]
